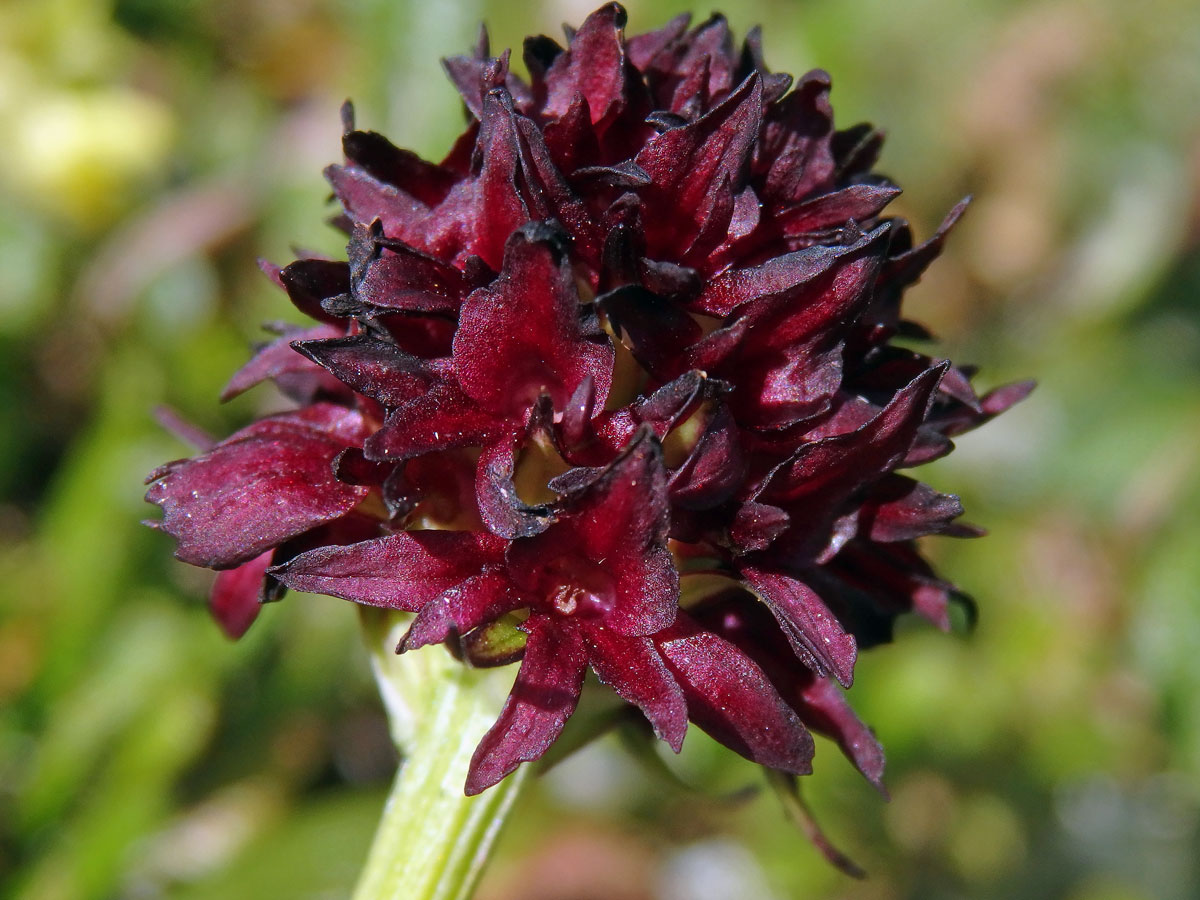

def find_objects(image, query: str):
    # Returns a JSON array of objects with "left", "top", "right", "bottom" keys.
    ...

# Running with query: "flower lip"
[{"left": 540, "top": 555, "right": 618, "bottom": 619}]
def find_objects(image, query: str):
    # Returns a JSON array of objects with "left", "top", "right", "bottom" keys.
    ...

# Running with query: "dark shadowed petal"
[
  {"left": 475, "top": 434, "right": 556, "bottom": 539},
  {"left": 399, "top": 571, "right": 525, "bottom": 651},
  {"left": 796, "top": 676, "right": 886, "bottom": 792},
  {"left": 209, "top": 550, "right": 273, "bottom": 639},
  {"left": 669, "top": 401, "right": 746, "bottom": 510},
  {"left": 583, "top": 625, "right": 688, "bottom": 751},
  {"left": 270, "top": 530, "right": 505, "bottom": 610},
  {"left": 858, "top": 475, "right": 966, "bottom": 542},
  {"left": 341, "top": 129, "right": 457, "bottom": 207},
  {"left": 466, "top": 614, "right": 588, "bottom": 795},
  {"left": 221, "top": 324, "right": 344, "bottom": 402},
  {"left": 291, "top": 334, "right": 437, "bottom": 409},
  {"left": 145, "top": 404, "right": 368, "bottom": 569},
  {"left": 656, "top": 613, "right": 814, "bottom": 774},
  {"left": 758, "top": 364, "right": 949, "bottom": 552},
  {"left": 740, "top": 566, "right": 857, "bottom": 687},
  {"left": 278, "top": 259, "right": 351, "bottom": 325},
  {"left": 635, "top": 74, "right": 762, "bottom": 260},
  {"left": 757, "top": 69, "right": 836, "bottom": 202},
  {"left": 350, "top": 222, "right": 474, "bottom": 315}
]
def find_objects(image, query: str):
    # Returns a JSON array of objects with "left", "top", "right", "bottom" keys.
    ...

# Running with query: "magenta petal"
[
  {"left": 209, "top": 550, "right": 273, "bottom": 639},
  {"left": 741, "top": 566, "right": 857, "bottom": 687},
  {"left": 400, "top": 571, "right": 524, "bottom": 651},
  {"left": 145, "top": 404, "right": 368, "bottom": 569},
  {"left": 584, "top": 625, "right": 688, "bottom": 752},
  {"left": 453, "top": 222, "right": 614, "bottom": 417},
  {"left": 466, "top": 615, "right": 587, "bottom": 794},
  {"left": 656, "top": 613, "right": 814, "bottom": 775},
  {"left": 270, "top": 530, "right": 506, "bottom": 611}
]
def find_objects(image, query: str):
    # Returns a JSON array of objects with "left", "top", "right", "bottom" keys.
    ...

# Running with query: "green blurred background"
[{"left": 2, "top": 0, "right": 1199, "bottom": 897}]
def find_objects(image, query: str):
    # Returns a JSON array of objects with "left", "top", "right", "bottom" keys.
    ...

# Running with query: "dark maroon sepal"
[
  {"left": 291, "top": 334, "right": 437, "bottom": 409},
  {"left": 583, "top": 626, "right": 688, "bottom": 751},
  {"left": 270, "top": 530, "right": 505, "bottom": 611},
  {"left": 398, "top": 571, "right": 523, "bottom": 652},
  {"left": 655, "top": 612, "right": 814, "bottom": 774},
  {"left": 145, "top": 404, "right": 369, "bottom": 569},
  {"left": 465, "top": 614, "right": 588, "bottom": 794},
  {"left": 209, "top": 550, "right": 273, "bottom": 639},
  {"left": 740, "top": 566, "right": 857, "bottom": 687}
]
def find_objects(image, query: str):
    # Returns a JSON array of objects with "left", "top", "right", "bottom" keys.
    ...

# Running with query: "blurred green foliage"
[{"left": 2, "top": 0, "right": 1199, "bottom": 898}]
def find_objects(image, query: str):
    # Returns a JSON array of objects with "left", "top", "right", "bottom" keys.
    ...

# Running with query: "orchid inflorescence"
[{"left": 146, "top": 3, "right": 1030, "bottom": 803}]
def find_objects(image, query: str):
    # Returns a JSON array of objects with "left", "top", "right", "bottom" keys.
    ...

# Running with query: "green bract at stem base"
[{"left": 353, "top": 608, "right": 529, "bottom": 900}]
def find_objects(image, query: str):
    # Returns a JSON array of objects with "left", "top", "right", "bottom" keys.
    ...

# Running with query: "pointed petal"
[
  {"left": 626, "top": 12, "right": 691, "bottom": 71},
  {"left": 759, "top": 364, "right": 949, "bottom": 551},
  {"left": 583, "top": 625, "right": 688, "bottom": 751},
  {"left": 543, "top": 3, "right": 630, "bottom": 124},
  {"left": 797, "top": 676, "right": 886, "bottom": 791},
  {"left": 350, "top": 222, "right": 474, "bottom": 315},
  {"left": 400, "top": 571, "right": 524, "bottom": 651},
  {"left": 859, "top": 475, "right": 966, "bottom": 542},
  {"left": 291, "top": 334, "right": 437, "bottom": 408},
  {"left": 656, "top": 613, "right": 814, "bottom": 774},
  {"left": 466, "top": 615, "right": 587, "bottom": 794},
  {"left": 341, "top": 129, "right": 457, "bottom": 207},
  {"left": 145, "top": 405, "right": 368, "bottom": 569},
  {"left": 758, "top": 69, "right": 836, "bottom": 201},
  {"left": 741, "top": 566, "right": 857, "bottom": 687},
  {"left": 221, "top": 324, "right": 344, "bottom": 401},
  {"left": 364, "top": 380, "right": 505, "bottom": 461},
  {"left": 209, "top": 550, "right": 273, "bottom": 639},
  {"left": 774, "top": 183, "right": 900, "bottom": 236},
  {"left": 635, "top": 74, "right": 763, "bottom": 260},
  {"left": 270, "top": 530, "right": 505, "bottom": 611}
]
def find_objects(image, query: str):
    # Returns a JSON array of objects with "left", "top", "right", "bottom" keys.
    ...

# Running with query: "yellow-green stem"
[{"left": 353, "top": 609, "right": 528, "bottom": 900}]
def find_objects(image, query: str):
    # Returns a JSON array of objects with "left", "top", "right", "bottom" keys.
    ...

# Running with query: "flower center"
[{"left": 542, "top": 556, "right": 616, "bottom": 620}]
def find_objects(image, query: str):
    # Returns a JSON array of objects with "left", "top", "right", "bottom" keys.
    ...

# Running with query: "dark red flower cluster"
[{"left": 146, "top": 5, "right": 1030, "bottom": 797}]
